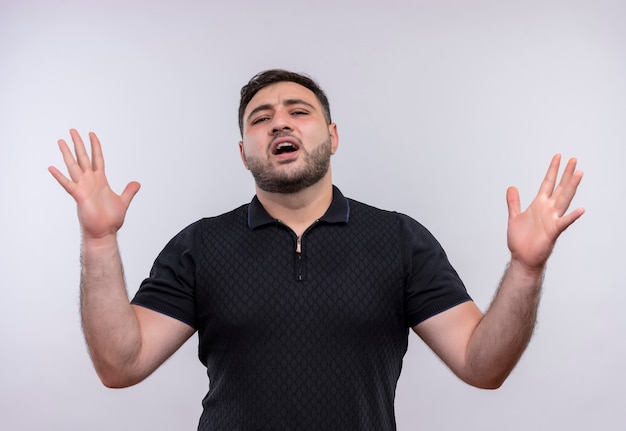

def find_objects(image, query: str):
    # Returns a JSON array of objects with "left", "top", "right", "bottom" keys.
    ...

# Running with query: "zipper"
[
  {"left": 276, "top": 219, "right": 320, "bottom": 282},
  {"left": 296, "top": 219, "right": 320, "bottom": 253},
  {"left": 296, "top": 236, "right": 302, "bottom": 253}
]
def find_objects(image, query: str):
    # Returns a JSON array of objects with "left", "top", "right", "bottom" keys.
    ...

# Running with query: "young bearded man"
[{"left": 49, "top": 69, "right": 584, "bottom": 430}]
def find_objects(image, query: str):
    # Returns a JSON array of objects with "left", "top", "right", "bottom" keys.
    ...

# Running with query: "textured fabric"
[{"left": 132, "top": 186, "right": 471, "bottom": 430}]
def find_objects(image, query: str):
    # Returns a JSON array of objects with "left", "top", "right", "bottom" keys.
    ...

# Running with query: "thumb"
[
  {"left": 506, "top": 186, "right": 521, "bottom": 220},
  {"left": 120, "top": 181, "right": 141, "bottom": 207}
]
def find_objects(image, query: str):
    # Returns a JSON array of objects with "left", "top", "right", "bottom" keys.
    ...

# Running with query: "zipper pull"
[{"left": 296, "top": 236, "right": 302, "bottom": 253}]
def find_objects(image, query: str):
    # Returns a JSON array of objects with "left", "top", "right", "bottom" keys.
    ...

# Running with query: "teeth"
[{"left": 275, "top": 142, "right": 297, "bottom": 154}]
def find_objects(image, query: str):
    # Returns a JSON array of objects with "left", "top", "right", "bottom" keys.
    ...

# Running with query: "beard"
[{"left": 245, "top": 136, "right": 332, "bottom": 194}]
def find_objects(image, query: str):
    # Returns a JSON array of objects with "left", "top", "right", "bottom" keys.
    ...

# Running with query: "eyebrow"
[{"left": 246, "top": 98, "right": 317, "bottom": 124}]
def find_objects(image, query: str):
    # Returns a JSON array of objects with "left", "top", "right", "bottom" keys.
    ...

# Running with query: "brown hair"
[{"left": 238, "top": 69, "right": 332, "bottom": 136}]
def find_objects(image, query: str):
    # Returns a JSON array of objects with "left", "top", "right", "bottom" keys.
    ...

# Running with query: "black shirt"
[{"left": 132, "top": 186, "right": 470, "bottom": 430}]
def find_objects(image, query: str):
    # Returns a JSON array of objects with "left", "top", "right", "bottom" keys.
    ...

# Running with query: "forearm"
[
  {"left": 80, "top": 235, "right": 142, "bottom": 387},
  {"left": 465, "top": 259, "right": 544, "bottom": 388},
  {"left": 417, "top": 156, "right": 582, "bottom": 389}
]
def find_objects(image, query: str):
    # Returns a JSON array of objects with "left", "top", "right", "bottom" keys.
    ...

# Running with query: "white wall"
[{"left": 1, "top": 0, "right": 624, "bottom": 429}]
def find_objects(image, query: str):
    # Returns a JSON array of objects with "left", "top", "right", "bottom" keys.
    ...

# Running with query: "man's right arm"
[
  {"left": 80, "top": 235, "right": 194, "bottom": 388},
  {"left": 50, "top": 129, "right": 193, "bottom": 388}
]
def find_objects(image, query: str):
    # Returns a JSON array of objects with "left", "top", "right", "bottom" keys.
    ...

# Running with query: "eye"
[
  {"left": 251, "top": 116, "right": 270, "bottom": 125},
  {"left": 291, "top": 110, "right": 308, "bottom": 117}
]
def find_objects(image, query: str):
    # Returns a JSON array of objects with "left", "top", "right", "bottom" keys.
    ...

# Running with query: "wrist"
[
  {"left": 508, "top": 257, "right": 546, "bottom": 282},
  {"left": 81, "top": 233, "right": 118, "bottom": 252}
]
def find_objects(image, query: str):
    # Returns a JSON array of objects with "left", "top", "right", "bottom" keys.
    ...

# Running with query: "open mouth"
[
  {"left": 274, "top": 142, "right": 298, "bottom": 155},
  {"left": 271, "top": 137, "right": 301, "bottom": 155}
]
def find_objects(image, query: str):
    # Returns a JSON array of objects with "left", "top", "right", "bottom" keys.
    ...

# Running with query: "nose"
[{"left": 269, "top": 110, "right": 292, "bottom": 134}]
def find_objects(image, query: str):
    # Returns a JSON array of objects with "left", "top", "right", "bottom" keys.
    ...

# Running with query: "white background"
[{"left": 1, "top": 0, "right": 624, "bottom": 430}]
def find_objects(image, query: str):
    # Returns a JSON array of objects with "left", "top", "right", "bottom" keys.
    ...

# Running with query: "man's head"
[
  {"left": 238, "top": 70, "right": 338, "bottom": 195},
  {"left": 238, "top": 69, "right": 332, "bottom": 137}
]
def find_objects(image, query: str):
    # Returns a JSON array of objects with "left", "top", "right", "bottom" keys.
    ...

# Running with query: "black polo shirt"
[{"left": 132, "top": 186, "right": 470, "bottom": 431}]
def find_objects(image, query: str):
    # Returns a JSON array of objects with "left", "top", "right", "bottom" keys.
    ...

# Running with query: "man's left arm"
[{"left": 414, "top": 154, "right": 584, "bottom": 389}]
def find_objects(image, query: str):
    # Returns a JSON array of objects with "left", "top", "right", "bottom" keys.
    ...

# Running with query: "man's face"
[{"left": 239, "top": 81, "right": 338, "bottom": 194}]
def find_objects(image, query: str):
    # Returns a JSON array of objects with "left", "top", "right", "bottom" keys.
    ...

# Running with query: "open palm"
[
  {"left": 49, "top": 129, "right": 140, "bottom": 240},
  {"left": 506, "top": 155, "right": 584, "bottom": 271}
]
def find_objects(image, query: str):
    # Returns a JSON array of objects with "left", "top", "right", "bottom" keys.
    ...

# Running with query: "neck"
[{"left": 255, "top": 172, "right": 334, "bottom": 237}]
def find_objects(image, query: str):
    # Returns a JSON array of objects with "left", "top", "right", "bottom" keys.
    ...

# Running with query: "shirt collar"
[{"left": 248, "top": 185, "right": 350, "bottom": 230}]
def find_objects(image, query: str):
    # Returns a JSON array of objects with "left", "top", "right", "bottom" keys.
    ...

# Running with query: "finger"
[
  {"left": 555, "top": 157, "right": 577, "bottom": 189},
  {"left": 57, "top": 138, "right": 83, "bottom": 182},
  {"left": 69, "top": 129, "right": 92, "bottom": 171},
  {"left": 89, "top": 132, "right": 105, "bottom": 172},
  {"left": 48, "top": 165, "right": 76, "bottom": 195},
  {"left": 557, "top": 207, "right": 585, "bottom": 233},
  {"left": 120, "top": 181, "right": 141, "bottom": 207},
  {"left": 554, "top": 165, "right": 584, "bottom": 215},
  {"left": 537, "top": 154, "right": 561, "bottom": 197},
  {"left": 506, "top": 186, "right": 521, "bottom": 220}
]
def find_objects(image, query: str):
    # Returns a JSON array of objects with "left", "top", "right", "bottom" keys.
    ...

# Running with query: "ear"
[
  {"left": 328, "top": 123, "right": 339, "bottom": 155},
  {"left": 239, "top": 141, "right": 250, "bottom": 170}
]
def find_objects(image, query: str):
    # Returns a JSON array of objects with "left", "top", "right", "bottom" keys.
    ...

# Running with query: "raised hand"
[
  {"left": 48, "top": 129, "right": 141, "bottom": 240},
  {"left": 506, "top": 154, "right": 584, "bottom": 272}
]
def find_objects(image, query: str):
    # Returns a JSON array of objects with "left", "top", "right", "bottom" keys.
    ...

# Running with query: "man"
[{"left": 49, "top": 69, "right": 584, "bottom": 430}]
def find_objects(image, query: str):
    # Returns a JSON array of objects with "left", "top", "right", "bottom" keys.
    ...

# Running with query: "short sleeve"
[
  {"left": 131, "top": 222, "right": 199, "bottom": 329},
  {"left": 397, "top": 214, "right": 472, "bottom": 328}
]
